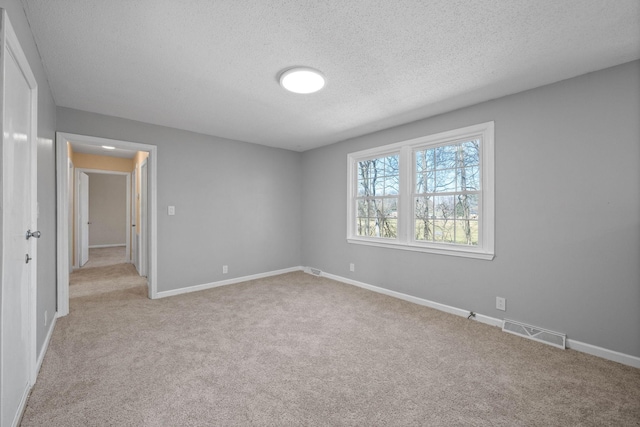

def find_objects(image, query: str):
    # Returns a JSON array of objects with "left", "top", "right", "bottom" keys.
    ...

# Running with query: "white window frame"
[{"left": 347, "top": 122, "right": 495, "bottom": 260}]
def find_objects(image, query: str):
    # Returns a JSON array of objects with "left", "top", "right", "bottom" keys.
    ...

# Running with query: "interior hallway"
[{"left": 70, "top": 246, "right": 147, "bottom": 299}]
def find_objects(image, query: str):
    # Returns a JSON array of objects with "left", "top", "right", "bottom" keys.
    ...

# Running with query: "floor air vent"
[
  {"left": 502, "top": 319, "right": 566, "bottom": 349},
  {"left": 306, "top": 267, "right": 322, "bottom": 276}
]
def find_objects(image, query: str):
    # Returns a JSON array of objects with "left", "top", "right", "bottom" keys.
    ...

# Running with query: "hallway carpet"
[{"left": 22, "top": 272, "right": 640, "bottom": 426}]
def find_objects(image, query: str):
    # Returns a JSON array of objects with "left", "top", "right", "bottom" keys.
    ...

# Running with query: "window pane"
[
  {"left": 462, "top": 140, "right": 480, "bottom": 166},
  {"left": 382, "top": 198, "right": 398, "bottom": 217},
  {"left": 375, "top": 158, "right": 386, "bottom": 176},
  {"left": 414, "top": 196, "right": 433, "bottom": 219},
  {"left": 455, "top": 194, "right": 479, "bottom": 219},
  {"left": 433, "top": 220, "right": 454, "bottom": 243},
  {"left": 455, "top": 194, "right": 470, "bottom": 219},
  {"left": 425, "top": 148, "right": 435, "bottom": 170},
  {"left": 366, "top": 198, "right": 376, "bottom": 217},
  {"left": 434, "top": 196, "right": 454, "bottom": 219},
  {"left": 457, "top": 166, "right": 480, "bottom": 191},
  {"left": 358, "top": 179, "right": 372, "bottom": 196},
  {"left": 416, "top": 170, "right": 435, "bottom": 193},
  {"left": 385, "top": 155, "right": 399, "bottom": 176},
  {"left": 415, "top": 219, "right": 433, "bottom": 241},
  {"left": 436, "top": 145, "right": 456, "bottom": 169},
  {"left": 358, "top": 155, "right": 399, "bottom": 198},
  {"left": 385, "top": 175, "right": 399, "bottom": 195},
  {"left": 455, "top": 220, "right": 478, "bottom": 245},
  {"left": 416, "top": 151, "right": 425, "bottom": 173},
  {"left": 357, "top": 200, "right": 368, "bottom": 218},
  {"left": 356, "top": 217, "right": 367, "bottom": 236},
  {"left": 358, "top": 161, "right": 372, "bottom": 180},
  {"left": 382, "top": 218, "right": 397, "bottom": 238},
  {"left": 435, "top": 169, "right": 456, "bottom": 193}
]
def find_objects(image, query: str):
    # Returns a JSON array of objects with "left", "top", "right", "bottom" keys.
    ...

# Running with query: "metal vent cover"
[
  {"left": 502, "top": 319, "right": 566, "bottom": 349},
  {"left": 306, "top": 267, "right": 322, "bottom": 276}
]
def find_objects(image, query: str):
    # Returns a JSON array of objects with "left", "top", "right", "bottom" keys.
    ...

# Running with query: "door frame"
[
  {"left": 56, "top": 133, "right": 158, "bottom": 316},
  {"left": 76, "top": 171, "right": 89, "bottom": 267},
  {"left": 131, "top": 166, "right": 138, "bottom": 268},
  {"left": 139, "top": 158, "right": 148, "bottom": 277},
  {"left": 74, "top": 168, "right": 131, "bottom": 269},
  {"left": 0, "top": 8, "right": 38, "bottom": 425}
]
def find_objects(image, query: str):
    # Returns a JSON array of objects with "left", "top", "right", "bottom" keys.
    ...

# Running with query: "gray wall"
[
  {"left": 56, "top": 108, "right": 303, "bottom": 293},
  {"left": 301, "top": 60, "right": 640, "bottom": 358},
  {"left": 88, "top": 173, "right": 127, "bottom": 247},
  {"left": 0, "top": 0, "right": 58, "bottom": 359}
]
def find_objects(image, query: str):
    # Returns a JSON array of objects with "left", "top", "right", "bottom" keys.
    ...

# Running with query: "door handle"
[
  {"left": 25, "top": 254, "right": 32, "bottom": 263},
  {"left": 26, "top": 230, "right": 41, "bottom": 240}
]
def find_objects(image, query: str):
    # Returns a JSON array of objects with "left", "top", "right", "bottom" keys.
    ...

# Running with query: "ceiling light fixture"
[
  {"left": 279, "top": 67, "right": 325, "bottom": 94},
  {"left": 102, "top": 145, "right": 116, "bottom": 150}
]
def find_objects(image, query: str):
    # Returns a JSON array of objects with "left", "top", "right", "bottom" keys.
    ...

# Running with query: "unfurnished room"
[{"left": 0, "top": 1, "right": 639, "bottom": 426}]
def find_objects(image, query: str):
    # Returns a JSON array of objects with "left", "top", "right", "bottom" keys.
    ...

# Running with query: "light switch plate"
[{"left": 168, "top": 206, "right": 175, "bottom": 215}]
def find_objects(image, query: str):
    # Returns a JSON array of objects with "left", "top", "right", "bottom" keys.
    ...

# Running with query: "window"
[
  {"left": 355, "top": 154, "right": 399, "bottom": 238},
  {"left": 347, "top": 122, "right": 494, "bottom": 260}
]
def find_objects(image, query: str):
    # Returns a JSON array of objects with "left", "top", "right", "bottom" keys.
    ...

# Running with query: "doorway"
[
  {"left": 75, "top": 169, "right": 131, "bottom": 269},
  {"left": 56, "top": 133, "right": 158, "bottom": 317}
]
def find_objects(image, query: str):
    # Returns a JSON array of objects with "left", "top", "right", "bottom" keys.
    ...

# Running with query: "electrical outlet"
[
  {"left": 349, "top": 263, "right": 355, "bottom": 272},
  {"left": 496, "top": 297, "right": 506, "bottom": 311},
  {"left": 168, "top": 206, "right": 175, "bottom": 215},
  {"left": 223, "top": 265, "right": 228, "bottom": 274}
]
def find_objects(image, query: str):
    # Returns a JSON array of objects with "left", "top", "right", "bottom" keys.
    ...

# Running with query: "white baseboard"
[
  {"left": 315, "top": 269, "right": 640, "bottom": 369},
  {"left": 88, "top": 244, "right": 126, "bottom": 248},
  {"left": 36, "top": 313, "right": 57, "bottom": 380},
  {"left": 155, "top": 266, "right": 304, "bottom": 299},
  {"left": 320, "top": 271, "right": 502, "bottom": 328},
  {"left": 566, "top": 338, "right": 640, "bottom": 369}
]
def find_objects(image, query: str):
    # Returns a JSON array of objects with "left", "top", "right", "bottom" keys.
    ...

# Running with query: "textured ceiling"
[{"left": 22, "top": 0, "right": 640, "bottom": 151}]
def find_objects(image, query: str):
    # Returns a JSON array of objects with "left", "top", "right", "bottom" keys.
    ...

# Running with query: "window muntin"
[
  {"left": 414, "top": 139, "right": 480, "bottom": 245},
  {"left": 355, "top": 154, "right": 399, "bottom": 238},
  {"left": 347, "top": 122, "right": 494, "bottom": 260}
]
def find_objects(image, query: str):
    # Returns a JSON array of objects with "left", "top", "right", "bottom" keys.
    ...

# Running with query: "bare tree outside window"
[
  {"left": 356, "top": 155, "right": 399, "bottom": 238},
  {"left": 347, "top": 122, "right": 493, "bottom": 259},
  {"left": 415, "top": 139, "right": 480, "bottom": 245}
]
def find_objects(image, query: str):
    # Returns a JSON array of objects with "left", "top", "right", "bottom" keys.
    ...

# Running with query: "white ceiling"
[{"left": 22, "top": 0, "right": 640, "bottom": 152}]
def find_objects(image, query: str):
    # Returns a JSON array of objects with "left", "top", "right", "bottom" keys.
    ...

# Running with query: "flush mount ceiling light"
[
  {"left": 279, "top": 67, "right": 325, "bottom": 94},
  {"left": 102, "top": 145, "right": 115, "bottom": 150}
]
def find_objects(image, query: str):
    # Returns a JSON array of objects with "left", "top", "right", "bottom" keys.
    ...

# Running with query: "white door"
[
  {"left": 131, "top": 167, "right": 138, "bottom": 268},
  {"left": 0, "top": 10, "right": 38, "bottom": 427},
  {"left": 68, "top": 159, "right": 74, "bottom": 273},
  {"left": 79, "top": 171, "right": 89, "bottom": 266},
  {"left": 140, "top": 160, "right": 148, "bottom": 277}
]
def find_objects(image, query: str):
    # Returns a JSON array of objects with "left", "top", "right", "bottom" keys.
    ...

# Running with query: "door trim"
[
  {"left": 76, "top": 170, "right": 89, "bottom": 267},
  {"left": 74, "top": 168, "right": 131, "bottom": 269},
  {"left": 139, "top": 158, "right": 148, "bottom": 277},
  {"left": 56, "top": 133, "right": 158, "bottom": 316}
]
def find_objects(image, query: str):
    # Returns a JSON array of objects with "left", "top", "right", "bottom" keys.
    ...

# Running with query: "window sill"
[{"left": 347, "top": 237, "right": 495, "bottom": 260}]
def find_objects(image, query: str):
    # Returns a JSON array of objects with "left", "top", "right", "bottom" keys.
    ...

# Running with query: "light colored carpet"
[
  {"left": 70, "top": 246, "right": 145, "bottom": 298},
  {"left": 81, "top": 246, "right": 127, "bottom": 269},
  {"left": 22, "top": 271, "right": 640, "bottom": 426},
  {"left": 82, "top": 246, "right": 128, "bottom": 269}
]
